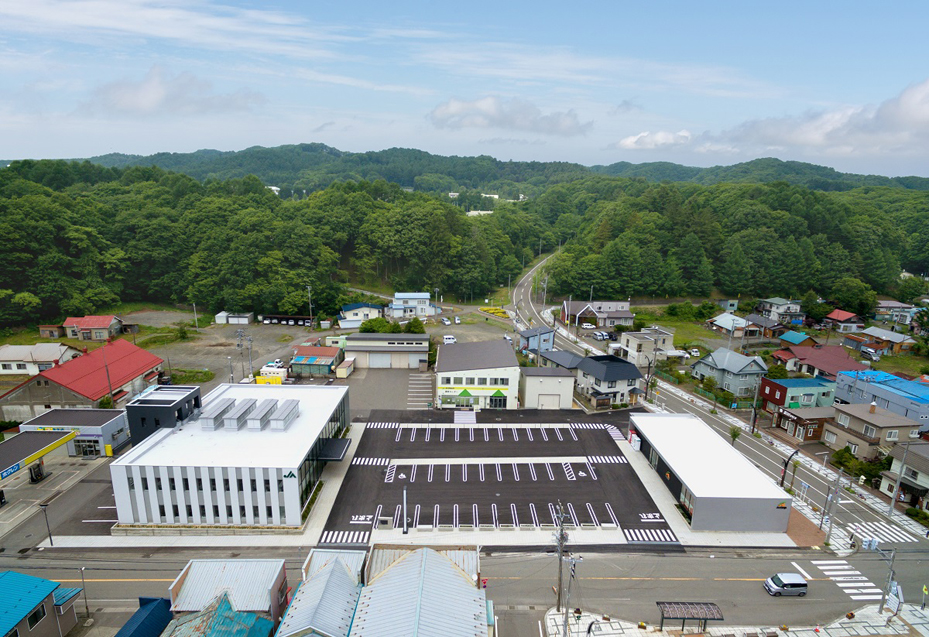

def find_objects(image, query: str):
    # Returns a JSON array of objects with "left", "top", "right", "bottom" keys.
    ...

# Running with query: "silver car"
[{"left": 764, "top": 573, "right": 807, "bottom": 597}]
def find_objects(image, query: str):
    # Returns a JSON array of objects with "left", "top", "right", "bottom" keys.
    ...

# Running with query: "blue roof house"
[{"left": 0, "top": 571, "right": 82, "bottom": 637}]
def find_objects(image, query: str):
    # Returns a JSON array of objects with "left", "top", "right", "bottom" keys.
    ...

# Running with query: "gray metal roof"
[
  {"left": 435, "top": 341, "right": 518, "bottom": 373},
  {"left": 522, "top": 367, "right": 575, "bottom": 377},
  {"left": 20, "top": 408, "right": 124, "bottom": 429},
  {"left": 278, "top": 560, "right": 360, "bottom": 637},
  {"left": 345, "top": 334, "right": 429, "bottom": 342},
  {"left": 698, "top": 348, "right": 767, "bottom": 375},
  {"left": 538, "top": 350, "right": 584, "bottom": 369},
  {"left": 744, "top": 313, "right": 781, "bottom": 329},
  {"left": 349, "top": 548, "right": 486, "bottom": 637},
  {"left": 576, "top": 355, "right": 642, "bottom": 381},
  {"left": 366, "top": 548, "right": 479, "bottom": 582},
  {"left": 170, "top": 560, "right": 285, "bottom": 613},
  {"left": 861, "top": 326, "right": 916, "bottom": 344},
  {"left": 518, "top": 326, "right": 554, "bottom": 338},
  {"left": 0, "top": 343, "right": 74, "bottom": 362},
  {"left": 302, "top": 549, "right": 366, "bottom": 582}
]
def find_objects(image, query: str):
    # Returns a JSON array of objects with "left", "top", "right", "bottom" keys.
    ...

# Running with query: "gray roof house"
[
  {"left": 575, "top": 355, "right": 643, "bottom": 409},
  {"left": 691, "top": 348, "right": 767, "bottom": 398},
  {"left": 538, "top": 350, "right": 584, "bottom": 370}
]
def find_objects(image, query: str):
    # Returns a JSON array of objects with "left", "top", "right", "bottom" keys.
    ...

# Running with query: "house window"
[
  {"left": 837, "top": 413, "right": 850, "bottom": 427},
  {"left": 15, "top": 363, "right": 26, "bottom": 370},
  {"left": 627, "top": 379, "right": 635, "bottom": 386},
  {"left": 910, "top": 429, "right": 921, "bottom": 438},
  {"left": 775, "top": 391, "right": 781, "bottom": 399},
  {"left": 885, "top": 430, "right": 898, "bottom": 441},
  {"left": 878, "top": 398, "right": 890, "bottom": 409},
  {"left": 801, "top": 393, "right": 814, "bottom": 403},
  {"left": 594, "top": 378, "right": 602, "bottom": 387},
  {"left": 27, "top": 604, "right": 47, "bottom": 629},
  {"left": 848, "top": 443, "right": 858, "bottom": 455},
  {"left": 824, "top": 431, "right": 837, "bottom": 444},
  {"left": 608, "top": 380, "right": 617, "bottom": 389},
  {"left": 862, "top": 425, "right": 876, "bottom": 438},
  {"left": 904, "top": 467, "right": 919, "bottom": 481},
  {"left": 0, "top": 364, "right": 10, "bottom": 370}
]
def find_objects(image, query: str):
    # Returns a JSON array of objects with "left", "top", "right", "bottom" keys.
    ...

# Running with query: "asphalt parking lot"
[{"left": 320, "top": 410, "right": 677, "bottom": 547}]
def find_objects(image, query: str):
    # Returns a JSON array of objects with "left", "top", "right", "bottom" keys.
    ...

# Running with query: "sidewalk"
[{"left": 544, "top": 603, "right": 929, "bottom": 637}]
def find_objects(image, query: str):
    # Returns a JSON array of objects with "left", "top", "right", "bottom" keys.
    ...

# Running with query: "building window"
[
  {"left": 196, "top": 478, "right": 203, "bottom": 490},
  {"left": 878, "top": 398, "right": 890, "bottom": 409},
  {"left": 904, "top": 467, "right": 919, "bottom": 481},
  {"left": 27, "top": 604, "right": 47, "bottom": 629},
  {"left": 127, "top": 477, "right": 135, "bottom": 489},
  {"left": 15, "top": 363, "right": 26, "bottom": 370},
  {"left": 477, "top": 378, "right": 487, "bottom": 386},
  {"left": 885, "top": 430, "right": 898, "bottom": 441},
  {"left": 910, "top": 429, "right": 921, "bottom": 438},
  {"left": 837, "top": 413, "right": 850, "bottom": 427},
  {"left": 490, "top": 378, "right": 499, "bottom": 386},
  {"left": 466, "top": 377, "right": 475, "bottom": 385},
  {"left": 182, "top": 478, "right": 189, "bottom": 490},
  {"left": 500, "top": 378, "right": 509, "bottom": 386},
  {"left": 775, "top": 390, "right": 781, "bottom": 399},
  {"left": 608, "top": 380, "right": 617, "bottom": 389},
  {"left": 441, "top": 377, "right": 451, "bottom": 384},
  {"left": 453, "top": 377, "right": 463, "bottom": 385},
  {"left": 801, "top": 393, "right": 814, "bottom": 403},
  {"left": 594, "top": 378, "right": 602, "bottom": 387},
  {"left": 0, "top": 364, "right": 9, "bottom": 370},
  {"left": 824, "top": 431, "right": 837, "bottom": 444},
  {"left": 862, "top": 425, "right": 876, "bottom": 438},
  {"left": 848, "top": 443, "right": 858, "bottom": 455}
]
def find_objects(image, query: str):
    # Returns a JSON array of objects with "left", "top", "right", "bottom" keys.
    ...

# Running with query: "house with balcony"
[
  {"left": 822, "top": 402, "right": 922, "bottom": 460},
  {"left": 575, "top": 355, "right": 643, "bottom": 409},
  {"left": 387, "top": 292, "right": 436, "bottom": 318},
  {"left": 771, "top": 345, "right": 867, "bottom": 380},
  {"left": 756, "top": 298, "right": 805, "bottom": 325},
  {"left": 745, "top": 313, "right": 786, "bottom": 339},
  {"left": 690, "top": 348, "right": 767, "bottom": 397},
  {"left": 518, "top": 326, "right": 555, "bottom": 353},
  {"left": 760, "top": 377, "right": 835, "bottom": 414},
  {"left": 435, "top": 340, "right": 520, "bottom": 409},
  {"left": 772, "top": 406, "right": 833, "bottom": 443},
  {"left": 878, "top": 442, "right": 929, "bottom": 511},
  {"left": 560, "top": 300, "right": 634, "bottom": 328},
  {"left": 835, "top": 370, "right": 929, "bottom": 429},
  {"left": 613, "top": 326, "right": 674, "bottom": 369}
]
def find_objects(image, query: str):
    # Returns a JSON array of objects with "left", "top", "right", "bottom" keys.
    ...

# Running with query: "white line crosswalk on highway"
[
  {"left": 319, "top": 530, "right": 370, "bottom": 545},
  {"left": 846, "top": 521, "right": 918, "bottom": 544},
  {"left": 811, "top": 560, "right": 883, "bottom": 600}
]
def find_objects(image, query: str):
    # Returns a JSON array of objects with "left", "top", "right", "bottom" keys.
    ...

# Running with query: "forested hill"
[{"left": 6, "top": 144, "right": 924, "bottom": 197}]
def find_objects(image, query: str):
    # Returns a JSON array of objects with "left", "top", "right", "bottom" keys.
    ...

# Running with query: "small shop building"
[
  {"left": 18, "top": 408, "right": 129, "bottom": 457},
  {"left": 771, "top": 405, "right": 833, "bottom": 443},
  {"left": 290, "top": 346, "right": 344, "bottom": 376},
  {"left": 630, "top": 413, "right": 791, "bottom": 532}
]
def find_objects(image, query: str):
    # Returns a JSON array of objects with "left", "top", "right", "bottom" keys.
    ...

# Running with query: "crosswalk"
[
  {"left": 319, "top": 530, "right": 370, "bottom": 545},
  {"left": 570, "top": 423, "right": 609, "bottom": 429},
  {"left": 407, "top": 374, "right": 433, "bottom": 410},
  {"left": 366, "top": 422, "right": 400, "bottom": 428},
  {"left": 623, "top": 528, "right": 678, "bottom": 543},
  {"left": 587, "top": 455, "right": 627, "bottom": 464},
  {"left": 846, "top": 521, "right": 919, "bottom": 544},
  {"left": 607, "top": 426, "right": 623, "bottom": 441},
  {"left": 454, "top": 411, "right": 477, "bottom": 424},
  {"left": 811, "top": 560, "right": 883, "bottom": 601},
  {"left": 351, "top": 457, "right": 391, "bottom": 466}
]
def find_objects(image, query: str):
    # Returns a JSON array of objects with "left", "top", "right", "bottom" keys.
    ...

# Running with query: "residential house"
[
  {"left": 614, "top": 325, "right": 674, "bottom": 369},
  {"left": 707, "top": 312, "right": 758, "bottom": 338},
  {"left": 169, "top": 559, "right": 289, "bottom": 624},
  {"left": 337, "top": 303, "right": 384, "bottom": 329},
  {"left": 857, "top": 326, "right": 917, "bottom": 355},
  {"left": 756, "top": 298, "right": 805, "bottom": 325},
  {"left": 560, "top": 300, "right": 634, "bottom": 328},
  {"left": 874, "top": 300, "right": 915, "bottom": 323},
  {"left": 387, "top": 292, "right": 436, "bottom": 318},
  {"left": 745, "top": 313, "right": 786, "bottom": 339},
  {"left": 760, "top": 377, "right": 836, "bottom": 414},
  {"left": 575, "top": 355, "right": 643, "bottom": 409},
  {"left": 0, "top": 339, "right": 163, "bottom": 421},
  {"left": 519, "top": 367, "right": 575, "bottom": 409},
  {"left": 822, "top": 402, "right": 922, "bottom": 460},
  {"left": 0, "top": 571, "right": 83, "bottom": 637},
  {"left": 691, "top": 348, "right": 767, "bottom": 397},
  {"left": 435, "top": 340, "right": 520, "bottom": 409},
  {"left": 771, "top": 345, "right": 867, "bottom": 380},
  {"left": 277, "top": 553, "right": 362, "bottom": 637},
  {"left": 823, "top": 309, "right": 865, "bottom": 333},
  {"left": 538, "top": 350, "right": 584, "bottom": 371},
  {"left": 62, "top": 315, "right": 122, "bottom": 341},
  {"left": 778, "top": 331, "right": 818, "bottom": 348},
  {"left": 0, "top": 343, "right": 81, "bottom": 375},
  {"left": 517, "top": 326, "right": 555, "bottom": 353},
  {"left": 878, "top": 442, "right": 929, "bottom": 511},
  {"left": 38, "top": 325, "right": 64, "bottom": 338},
  {"left": 772, "top": 406, "right": 834, "bottom": 443},
  {"left": 717, "top": 299, "right": 739, "bottom": 312},
  {"left": 835, "top": 370, "right": 929, "bottom": 429},
  {"left": 160, "top": 593, "right": 273, "bottom": 637}
]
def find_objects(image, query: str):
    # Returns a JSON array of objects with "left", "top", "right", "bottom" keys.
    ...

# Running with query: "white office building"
[{"left": 110, "top": 384, "right": 349, "bottom": 528}]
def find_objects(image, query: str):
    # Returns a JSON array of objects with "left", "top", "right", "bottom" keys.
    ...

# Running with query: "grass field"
[{"left": 630, "top": 309, "right": 718, "bottom": 348}]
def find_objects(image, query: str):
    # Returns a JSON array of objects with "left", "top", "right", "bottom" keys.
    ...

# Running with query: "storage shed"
[
  {"left": 629, "top": 413, "right": 791, "bottom": 533},
  {"left": 344, "top": 334, "right": 428, "bottom": 369}
]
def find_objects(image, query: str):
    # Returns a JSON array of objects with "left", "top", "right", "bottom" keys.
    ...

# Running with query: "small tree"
[
  {"left": 98, "top": 395, "right": 114, "bottom": 409},
  {"left": 403, "top": 317, "right": 426, "bottom": 334},
  {"left": 175, "top": 323, "right": 189, "bottom": 340},
  {"left": 767, "top": 364, "right": 789, "bottom": 379},
  {"left": 789, "top": 459, "right": 801, "bottom": 489},
  {"left": 702, "top": 376, "right": 717, "bottom": 392},
  {"left": 729, "top": 425, "right": 742, "bottom": 446}
]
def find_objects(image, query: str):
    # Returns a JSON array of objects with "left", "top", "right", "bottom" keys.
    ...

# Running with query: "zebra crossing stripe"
[
  {"left": 847, "top": 521, "right": 918, "bottom": 543},
  {"left": 384, "top": 465, "right": 396, "bottom": 483},
  {"left": 586, "top": 456, "right": 627, "bottom": 464},
  {"left": 320, "top": 530, "right": 370, "bottom": 544},
  {"left": 562, "top": 463, "right": 576, "bottom": 480},
  {"left": 352, "top": 457, "right": 390, "bottom": 465},
  {"left": 623, "top": 528, "right": 678, "bottom": 543}
]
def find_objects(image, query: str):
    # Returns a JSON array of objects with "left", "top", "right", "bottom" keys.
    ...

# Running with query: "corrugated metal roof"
[
  {"left": 164, "top": 593, "right": 273, "bottom": 637},
  {"left": 780, "top": 331, "right": 813, "bottom": 345},
  {"left": 114, "top": 598, "right": 173, "bottom": 637},
  {"left": 53, "top": 587, "right": 82, "bottom": 605},
  {"left": 0, "top": 572, "right": 59, "bottom": 635},
  {"left": 366, "top": 548, "right": 478, "bottom": 582},
  {"left": 277, "top": 560, "right": 360, "bottom": 637},
  {"left": 303, "top": 550, "right": 366, "bottom": 582},
  {"left": 349, "top": 549, "right": 486, "bottom": 637},
  {"left": 36, "top": 339, "right": 163, "bottom": 401},
  {"left": 435, "top": 341, "right": 518, "bottom": 373},
  {"left": 171, "top": 560, "right": 285, "bottom": 613}
]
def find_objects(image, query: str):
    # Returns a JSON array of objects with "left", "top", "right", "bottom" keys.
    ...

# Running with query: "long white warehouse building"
[{"left": 110, "top": 384, "right": 349, "bottom": 528}]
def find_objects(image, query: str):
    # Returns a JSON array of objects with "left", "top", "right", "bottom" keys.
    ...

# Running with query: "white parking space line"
[
  {"left": 413, "top": 504, "right": 421, "bottom": 527},
  {"left": 445, "top": 464, "right": 450, "bottom": 482},
  {"left": 462, "top": 464, "right": 468, "bottom": 482},
  {"left": 526, "top": 429, "right": 533, "bottom": 441},
  {"left": 410, "top": 465, "right": 417, "bottom": 482},
  {"left": 433, "top": 505, "right": 440, "bottom": 528},
  {"left": 495, "top": 464, "right": 503, "bottom": 481},
  {"left": 530, "top": 503, "right": 540, "bottom": 527},
  {"left": 545, "top": 463, "right": 555, "bottom": 480},
  {"left": 549, "top": 503, "right": 558, "bottom": 525},
  {"left": 540, "top": 429, "right": 548, "bottom": 441},
  {"left": 605, "top": 503, "right": 619, "bottom": 526},
  {"left": 473, "top": 504, "right": 479, "bottom": 527},
  {"left": 568, "top": 428, "right": 578, "bottom": 441},
  {"left": 428, "top": 464, "right": 434, "bottom": 482},
  {"left": 512, "top": 427, "right": 519, "bottom": 441},
  {"left": 554, "top": 429, "right": 563, "bottom": 441},
  {"left": 567, "top": 503, "right": 579, "bottom": 526},
  {"left": 512, "top": 463, "right": 520, "bottom": 481},
  {"left": 510, "top": 503, "right": 519, "bottom": 526},
  {"left": 586, "top": 503, "right": 599, "bottom": 526},
  {"left": 492, "top": 503, "right": 499, "bottom": 527},
  {"left": 529, "top": 464, "right": 537, "bottom": 481}
]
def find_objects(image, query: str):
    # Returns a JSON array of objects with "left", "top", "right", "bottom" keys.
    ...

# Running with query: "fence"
[
  {"left": 655, "top": 371, "right": 682, "bottom": 385},
  {"left": 694, "top": 387, "right": 716, "bottom": 401}
]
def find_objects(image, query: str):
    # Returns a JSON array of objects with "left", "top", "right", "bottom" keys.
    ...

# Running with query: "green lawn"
[
  {"left": 630, "top": 310, "right": 718, "bottom": 349},
  {"left": 866, "top": 353, "right": 929, "bottom": 376}
]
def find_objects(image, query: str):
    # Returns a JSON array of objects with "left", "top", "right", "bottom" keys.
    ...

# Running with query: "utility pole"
[
  {"left": 887, "top": 441, "right": 928, "bottom": 517},
  {"left": 246, "top": 336, "right": 253, "bottom": 377},
  {"left": 192, "top": 302, "right": 199, "bottom": 332},
  {"left": 101, "top": 341, "right": 114, "bottom": 403},
  {"left": 306, "top": 285, "right": 313, "bottom": 325},
  {"left": 750, "top": 380, "right": 761, "bottom": 434},
  {"left": 878, "top": 547, "right": 897, "bottom": 614},
  {"left": 825, "top": 468, "right": 846, "bottom": 546},
  {"left": 554, "top": 501, "right": 568, "bottom": 612},
  {"left": 228, "top": 356, "right": 234, "bottom": 383},
  {"left": 589, "top": 285, "right": 593, "bottom": 303}
]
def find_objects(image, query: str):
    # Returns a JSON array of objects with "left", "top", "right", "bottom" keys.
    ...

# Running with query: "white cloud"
[
  {"left": 430, "top": 96, "right": 591, "bottom": 136},
  {"left": 614, "top": 129, "right": 692, "bottom": 150},
  {"left": 80, "top": 66, "right": 264, "bottom": 117}
]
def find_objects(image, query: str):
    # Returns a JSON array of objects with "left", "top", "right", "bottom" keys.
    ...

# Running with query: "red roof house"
[
  {"left": 823, "top": 309, "right": 865, "bottom": 333},
  {"left": 62, "top": 315, "right": 123, "bottom": 341},
  {"left": 773, "top": 345, "right": 867, "bottom": 380},
  {"left": 0, "top": 340, "right": 163, "bottom": 421}
]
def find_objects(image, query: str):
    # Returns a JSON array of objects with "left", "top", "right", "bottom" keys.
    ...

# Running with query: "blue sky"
[{"left": 2, "top": 1, "right": 929, "bottom": 176}]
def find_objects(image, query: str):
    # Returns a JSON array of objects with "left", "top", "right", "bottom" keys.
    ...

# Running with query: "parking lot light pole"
[
  {"left": 80, "top": 567, "right": 90, "bottom": 618},
  {"left": 227, "top": 356, "right": 234, "bottom": 383},
  {"left": 39, "top": 503, "right": 53, "bottom": 546}
]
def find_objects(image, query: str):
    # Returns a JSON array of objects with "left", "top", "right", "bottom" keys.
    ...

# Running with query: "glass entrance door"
[{"left": 74, "top": 439, "right": 99, "bottom": 457}]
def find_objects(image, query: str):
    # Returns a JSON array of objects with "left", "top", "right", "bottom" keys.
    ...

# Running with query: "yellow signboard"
[{"left": 256, "top": 376, "right": 282, "bottom": 385}]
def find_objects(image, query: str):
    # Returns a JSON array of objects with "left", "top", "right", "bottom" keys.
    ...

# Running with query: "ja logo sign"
[{"left": 283, "top": 471, "right": 296, "bottom": 479}]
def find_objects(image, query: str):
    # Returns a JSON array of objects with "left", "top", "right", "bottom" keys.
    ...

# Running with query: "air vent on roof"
[
  {"left": 198, "top": 397, "right": 235, "bottom": 430},
  {"left": 247, "top": 399, "right": 278, "bottom": 431},
  {"left": 224, "top": 398, "right": 256, "bottom": 430},
  {"left": 269, "top": 399, "right": 299, "bottom": 431}
]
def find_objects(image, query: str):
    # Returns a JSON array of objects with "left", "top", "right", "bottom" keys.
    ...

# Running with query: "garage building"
[
  {"left": 18, "top": 408, "right": 129, "bottom": 457},
  {"left": 110, "top": 384, "right": 350, "bottom": 528},
  {"left": 630, "top": 413, "right": 791, "bottom": 532},
  {"left": 519, "top": 367, "right": 575, "bottom": 410},
  {"left": 344, "top": 334, "right": 429, "bottom": 369}
]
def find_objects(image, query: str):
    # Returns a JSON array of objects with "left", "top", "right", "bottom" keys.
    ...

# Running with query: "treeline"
[
  {"left": 0, "top": 161, "right": 547, "bottom": 326},
  {"left": 539, "top": 178, "right": 929, "bottom": 302},
  {"left": 53, "top": 144, "right": 929, "bottom": 201}
]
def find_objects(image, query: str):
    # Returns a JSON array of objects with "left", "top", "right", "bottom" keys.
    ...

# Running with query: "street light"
[
  {"left": 39, "top": 503, "right": 53, "bottom": 547},
  {"left": 815, "top": 451, "right": 829, "bottom": 469},
  {"left": 227, "top": 356, "right": 234, "bottom": 383},
  {"left": 80, "top": 567, "right": 90, "bottom": 618}
]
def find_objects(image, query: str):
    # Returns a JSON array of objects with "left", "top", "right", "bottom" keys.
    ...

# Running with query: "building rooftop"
[
  {"left": 0, "top": 571, "right": 62, "bottom": 636},
  {"left": 278, "top": 560, "right": 359, "bottom": 637},
  {"left": 518, "top": 326, "right": 554, "bottom": 338},
  {"left": 522, "top": 367, "right": 575, "bottom": 377},
  {"left": 0, "top": 431, "right": 73, "bottom": 477},
  {"left": 436, "top": 340, "right": 518, "bottom": 373},
  {"left": 838, "top": 370, "right": 929, "bottom": 403},
  {"left": 699, "top": 348, "right": 766, "bottom": 375},
  {"left": 861, "top": 326, "right": 916, "bottom": 344},
  {"left": 171, "top": 560, "right": 284, "bottom": 614},
  {"left": 162, "top": 593, "right": 272, "bottom": 637},
  {"left": 393, "top": 292, "right": 430, "bottom": 300},
  {"left": 630, "top": 413, "right": 789, "bottom": 500},
  {"left": 20, "top": 408, "right": 124, "bottom": 429},
  {"left": 834, "top": 402, "right": 918, "bottom": 428},
  {"left": 113, "top": 384, "right": 348, "bottom": 469},
  {"left": 780, "top": 331, "right": 815, "bottom": 345},
  {"left": 778, "top": 406, "right": 836, "bottom": 420},
  {"left": 764, "top": 378, "right": 833, "bottom": 389},
  {"left": 709, "top": 312, "right": 749, "bottom": 331},
  {"left": 778, "top": 345, "right": 866, "bottom": 378},
  {"left": 744, "top": 313, "right": 781, "bottom": 329},
  {"left": 114, "top": 598, "right": 173, "bottom": 637},
  {"left": 761, "top": 297, "right": 792, "bottom": 306},
  {"left": 0, "top": 343, "right": 75, "bottom": 363},
  {"left": 62, "top": 315, "right": 119, "bottom": 329},
  {"left": 577, "top": 355, "right": 642, "bottom": 381},
  {"left": 539, "top": 350, "right": 584, "bottom": 369},
  {"left": 341, "top": 303, "right": 383, "bottom": 312},
  {"left": 826, "top": 309, "right": 860, "bottom": 322}
]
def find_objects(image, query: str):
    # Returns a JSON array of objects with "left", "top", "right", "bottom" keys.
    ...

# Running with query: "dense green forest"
[
  {"left": 1, "top": 158, "right": 927, "bottom": 329},
  {"left": 5, "top": 143, "right": 928, "bottom": 200},
  {"left": 0, "top": 160, "right": 546, "bottom": 326}
]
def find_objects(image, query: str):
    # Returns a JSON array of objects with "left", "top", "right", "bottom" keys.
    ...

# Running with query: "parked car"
[
  {"left": 443, "top": 335, "right": 457, "bottom": 344},
  {"left": 441, "top": 317, "right": 452, "bottom": 326},
  {"left": 861, "top": 347, "right": 881, "bottom": 362},
  {"left": 263, "top": 318, "right": 270, "bottom": 324},
  {"left": 503, "top": 334, "right": 513, "bottom": 342},
  {"left": 454, "top": 316, "right": 461, "bottom": 324},
  {"left": 608, "top": 333, "right": 617, "bottom": 341},
  {"left": 763, "top": 573, "right": 807, "bottom": 597},
  {"left": 271, "top": 318, "right": 279, "bottom": 324},
  {"left": 689, "top": 348, "right": 701, "bottom": 357},
  {"left": 297, "top": 319, "right": 304, "bottom": 326},
  {"left": 581, "top": 323, "right": 595, "bottom": 330}
]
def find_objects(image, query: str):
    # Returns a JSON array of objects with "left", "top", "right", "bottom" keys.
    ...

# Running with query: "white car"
[
  {"left": 454, "top": 316, "right": 461, "bottom": 324},
  {"left": 581, "top": 323, "right": 595, "bottom": 330},
  {"left": 689, "top": 348, "right": 701, "bottom": 357},
  {"left": 441, "top": 317, "right": 452, "bottom": 326},
  {"left": 503, "top": 334, "right": 513, "bottom": 342}
]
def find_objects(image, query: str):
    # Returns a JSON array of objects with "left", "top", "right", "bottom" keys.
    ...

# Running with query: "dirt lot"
[{"left": 123, "top": 309, "right": 196, "bottom": 328}]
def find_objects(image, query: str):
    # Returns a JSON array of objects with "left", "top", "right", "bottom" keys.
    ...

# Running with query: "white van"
[
  {"left": 443, "top": 335, "right": 457, "bottom": 344},
  {"left": 764, "top": 573, "right": 807, "bottom": 597}
]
